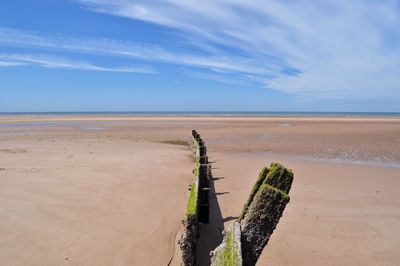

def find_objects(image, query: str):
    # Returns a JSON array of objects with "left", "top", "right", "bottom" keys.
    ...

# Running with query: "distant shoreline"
[
  {"left": 1, "top": 115, "right": 400, "bottom": 124},
  {"left": 1, "top": 111, "right": 400, "bottom": 118}
]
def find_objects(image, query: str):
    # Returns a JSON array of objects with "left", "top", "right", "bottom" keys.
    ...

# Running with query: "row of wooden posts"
[
  {"left": 180, "top": 130, "right": 294, "bottom": 266},
  {"left": 179, "top": 130, "right": 211, "bottom": 265}
]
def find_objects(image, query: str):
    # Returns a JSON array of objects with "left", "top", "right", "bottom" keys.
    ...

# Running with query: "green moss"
[
  {"left": 258, "top": 183, "right": 290, "bottom": 200},
  {"left": 159, "top": 140, "right": 190, "bottom": 146},
  {"left": 265, "top": 163, "right": 294, "bottom": 194},
  {"left": 216, "top": 230, "right": 241, "bottom": 266},
  {"left": 192, "top": 137, "right": 199, "bottom": 148},
  {"left": 239, "top": 166, "right": 269, "bottom": 221},
  {"left": 187, "top": 137, "right": 200, "bottom": 217},
  {"left": 239, "top": 163, "right": 294, "bottom": 221},
  {"left": 186, "top": 181, "right": 198, "bottom": 216}
]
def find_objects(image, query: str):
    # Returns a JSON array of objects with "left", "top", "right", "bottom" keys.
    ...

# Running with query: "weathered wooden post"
[
  {"left": 199, "top": 146, "right": 207, "bottom": 157},
  {"left": 211, "top": 163, "right": 294, "bottom": 266},
  {"left": 180, "top": 172, "right": 199, "bottom": 265},
  {"left": 210, "top": 222, "right": 243, "bottom": 266},
  {"left": 199, "top": 156, "right": 208, "bottom": 164},
  {"left": 180, "top": 130, "right": 211, "bottom": 265},
  {"left": 240, "top": 163, "right": 293, "bottom": 265}
]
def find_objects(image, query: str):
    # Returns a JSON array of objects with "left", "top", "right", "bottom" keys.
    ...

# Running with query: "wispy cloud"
[
  {"left": 0, "top": 26, "right": 272, "bottom": 75},
  {"left": 0, "top": 53, "right": 156, "bottom": 73},
  {"left": 0, "top": 61, "right": 27, "bottom": 67},
  {"left": 1, "top": 0, "right": 400, "bottom": 99},
  {"left": 77, "top": 0, "right": 400, "bottom": 99},
  {"left": 180, "top": 68, "right": 251, "bottom": 86}
]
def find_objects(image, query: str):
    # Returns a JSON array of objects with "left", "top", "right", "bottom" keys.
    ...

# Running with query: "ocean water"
[{"left": 1, "top": 111, "right": 400, "bottom": 117}]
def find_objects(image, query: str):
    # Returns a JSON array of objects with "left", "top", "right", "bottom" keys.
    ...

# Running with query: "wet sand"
[{"left": 0, "top": 116, "right": 399, "bottom": 265}]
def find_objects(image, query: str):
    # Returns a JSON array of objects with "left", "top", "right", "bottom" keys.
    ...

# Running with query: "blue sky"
[{"left": 1, "top": 0, "right": 400, "bottom": 112}]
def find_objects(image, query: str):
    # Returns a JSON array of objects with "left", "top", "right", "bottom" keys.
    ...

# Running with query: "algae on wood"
[
  {"left": 210, "top": 222, "right": 242, "bottom": 266},
  {"left": 240, "top": 163, "right": 293, "bottom": 266},
  {"left": 211, "top": 162, "right": 294, "bottom": 266},
  {"left": 186, "top": 181, "right": 198, "bottom": 216},
  {"left": 180, "top": 130, "right": 211, "bottom": 265}
]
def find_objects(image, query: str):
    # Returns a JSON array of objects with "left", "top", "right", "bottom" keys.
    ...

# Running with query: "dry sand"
[
  {"left": 0, "top": 115, "right": 399, "bottom": 265},
  {"left": 0, "top": 125, "right": 192, "bottom": 265},
  {"left": 211, "top": 153, "right": 400, "bottom": 265}
]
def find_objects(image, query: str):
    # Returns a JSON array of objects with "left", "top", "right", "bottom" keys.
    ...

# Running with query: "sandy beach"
[{"left": 1, "top": 115, "right": 399, "bottom": 265}]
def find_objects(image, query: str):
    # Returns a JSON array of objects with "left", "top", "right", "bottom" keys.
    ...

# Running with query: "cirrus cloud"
[
  {"left": 1, "top": 0, "right": 400, "bottom": 100},
  {"left": 79, "top": 0, "right": 400, "bottom": 99}
]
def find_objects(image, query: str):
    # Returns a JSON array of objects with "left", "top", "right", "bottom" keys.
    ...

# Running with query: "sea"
[{"left": 1, "top": 111, "right": 400, "bottom": 117}]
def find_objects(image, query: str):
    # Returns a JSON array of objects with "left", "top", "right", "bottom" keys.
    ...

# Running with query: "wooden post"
[
  {"left": 180, "top": 130, "right": 211, "bottom": 265},
  {"left": 211, "top": 163, "right": 294, "bottom": 266}
]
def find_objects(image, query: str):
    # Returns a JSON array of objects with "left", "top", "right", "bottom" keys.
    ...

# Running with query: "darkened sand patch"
[{"left": 0, "top": 148, "right": 27, "bottom": 154}]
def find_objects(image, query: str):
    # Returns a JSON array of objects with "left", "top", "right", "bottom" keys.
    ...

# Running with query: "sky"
[{"left": 1, "top": 0, "right": 400, "bottom": 112}]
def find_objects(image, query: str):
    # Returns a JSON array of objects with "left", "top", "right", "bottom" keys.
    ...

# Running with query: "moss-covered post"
[
  {"left": 181, "top": 130, "right": 201, "bottom": 265},
  {"left": 199, "top": 146, "right": 207, "bottom": 157},
  {"left": 210, "top": 163, "right": 294, "bottom": 266},
  {"left": 239, "top": 163, "right": 293, "bottom": 266},
  {"left": 210, "top": 222, "right": 242, "bottom": 266},
  {"left": 181, "top": 173, "right": 199, "bottom": 265},
  {"left": 181, "top": 130, "right": 211, "bottom": 265}
]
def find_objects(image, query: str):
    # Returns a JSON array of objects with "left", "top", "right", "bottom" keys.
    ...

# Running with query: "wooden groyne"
[
  {"left": 180, "top": 130, "right": 211, "bottom": 265},
  {"left": 180, "top": 130, "right": 294, "bottom": 266}
]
